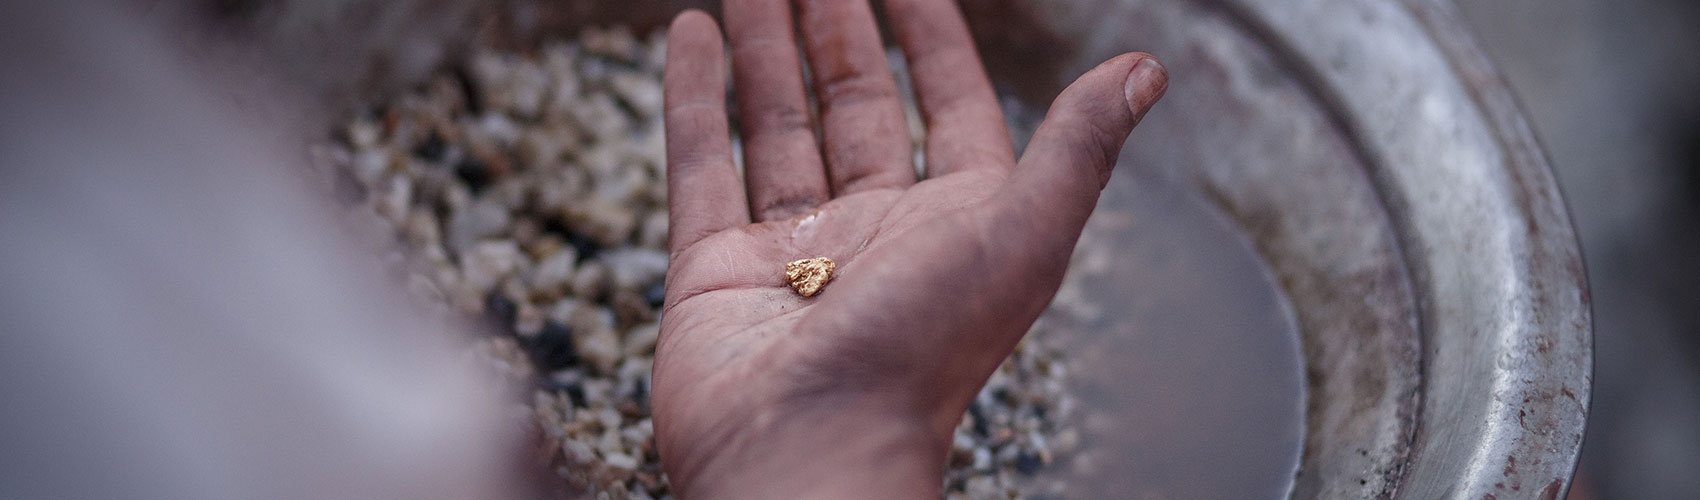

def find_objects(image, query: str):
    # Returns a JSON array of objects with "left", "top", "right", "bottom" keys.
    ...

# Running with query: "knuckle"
[
  {"left": 818, "top": 72, "right": 898, "bottom": 109},
  {"left": 670, "top": 153, "right": 732, "bottom": 176},
  {"left": 747, "top": 102, "right": 814, "bottom": 133}
]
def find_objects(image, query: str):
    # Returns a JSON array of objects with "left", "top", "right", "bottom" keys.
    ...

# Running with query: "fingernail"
[{"left": 1124, "top": 57, "right": 1169, "bottom": 121}]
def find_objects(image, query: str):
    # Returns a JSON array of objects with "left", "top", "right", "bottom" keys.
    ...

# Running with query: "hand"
[{"left": 652, "top": 1, "right": 1167, "bottom": 498}]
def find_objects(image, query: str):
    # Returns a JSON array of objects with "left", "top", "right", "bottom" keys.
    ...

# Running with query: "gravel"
[{"left": 319, "top": 25, "right": 1087, "bottom": 500}]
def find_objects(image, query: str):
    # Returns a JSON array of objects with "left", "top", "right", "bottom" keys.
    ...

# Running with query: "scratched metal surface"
[
  {"left": 1218, "top": 1, "right": 1592, "bottom": 497},
  {"left": 205, "top": 0, "right": 1592, "bottom": 497},
  {"left": 955, "top": 0, "right": 1591, "bottom": 497}
]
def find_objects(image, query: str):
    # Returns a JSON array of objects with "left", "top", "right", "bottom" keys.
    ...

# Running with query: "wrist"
[{"left": 664, "top": 396, "right": 949, "bottom": 500}]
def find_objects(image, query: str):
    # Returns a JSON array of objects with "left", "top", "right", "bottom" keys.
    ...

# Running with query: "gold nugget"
[{"left": 785, "top": 257, "right": 835, "bottom": 297}]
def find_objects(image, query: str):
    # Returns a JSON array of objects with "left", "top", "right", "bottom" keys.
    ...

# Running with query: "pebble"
[
  {"left": 581, "top": 26, "right": 638, "bottom": 61},
  {"left": 570, "top": 260, "right": 611, "bottom": 301},
  {"left": 372, "top": 173, "right": 412, "bottom": 225},
  {"left": 618, "top": 321, "right": 656, "bottom": 357},
  {"left": 611, "top": 71, "right": 663, "bottom": 118},
  {"left": 352, "top": 148, "right": 389, "bottom": 185},
  {"left": 403, "top": 208, "right": 442, "bottom": 248},
  {"left": 575, "top": 326, "right": 621, "bottom": 376},
  {"left": 610, "top": 290, "right": 654, "bottom": 328},
  {"left": 604, "top": 452, "right": 639, "bottom": 475},
  {"left": 513, "top": 301, "right": 544, "bottom": 337},
  {"left": 564, "top": 195, "right": 638, "bottom": 247},
  {"left": 641, "top": 281, "right": 665, "bottom": 309},
  {"left": 603, "top": 248, "right": 668, "bottom": 291},
  {"left": 637, "top": 212, "right": 668, "bottom": 251},
  {"left": 447, "top": 199, "right": 510, "bottom": 255},
  {"left": 562, "top": 302, "right": 615, "bottom": 336},
  {"left": 592, "top": 164, "right": 651, "bottom": 206},
  {"left": 509, "top": 216, "right": 542, "bottom": 248},
  {"left": 460, "top": 240, "right": 525, "bottom": 299},
  {"left": 516, "top": 126, "right": 577, "bottom": 169},
  {"left": 345, "top": 119, "right": 382, "bottom": 149},
  {"left": 530, "top": 247, "right": 579, "bottom": 295}
]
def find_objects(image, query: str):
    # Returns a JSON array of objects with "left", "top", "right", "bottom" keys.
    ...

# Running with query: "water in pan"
[
  {"left": 932, "top": 49, "right": 1307, "bottom": 496},
  {"left": 1050, "top": 169, "right": 1307, "bottom": 499},
  {"left": 967, "top": 2, "right": 1312, "bottom": 496}
]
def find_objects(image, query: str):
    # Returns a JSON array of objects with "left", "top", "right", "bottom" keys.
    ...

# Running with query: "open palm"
[{"left": 651, "top": 1, "right": 1167, "bottom": 498}]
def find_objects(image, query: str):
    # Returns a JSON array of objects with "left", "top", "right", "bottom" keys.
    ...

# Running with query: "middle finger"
[
  {"left": 726, "top": 0, "right": 831, "bottom": 221},
  {"left": 795, "top": 0, "right": 916, "bottom": 196}
]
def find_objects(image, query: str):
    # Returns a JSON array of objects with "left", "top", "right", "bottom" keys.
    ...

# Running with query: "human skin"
[{"left": 652, "top": 1, "right": 1168, "bottom": 498}]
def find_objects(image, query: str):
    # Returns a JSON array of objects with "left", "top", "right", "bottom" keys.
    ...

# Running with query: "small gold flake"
[{"left": 785, "top": 257, "right": 835, "bottom": 297}]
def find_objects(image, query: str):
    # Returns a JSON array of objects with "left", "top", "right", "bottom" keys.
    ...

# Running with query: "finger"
[
  {"left": 1004, "top": 54, "right": 1167, "bottom": 237},
  {"left": 665, "top": 11, "right": 748, "bottom": 254},
  {"left": 725, "top": 0, "right": 831, "bottom": 221},
  {"left": 884, "top": 0, "right": 1014, "bottom": 178},
  {"left": 795, "top": 0, "right": 916, "bottom": 195}
]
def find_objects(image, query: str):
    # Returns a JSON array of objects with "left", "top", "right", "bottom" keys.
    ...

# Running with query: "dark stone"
[
  {"left": 451, "top": 68, "right": 482, "bottom": 115},
  {"left": 968, "top": 403, "right": 990, "bottom": 437},
  {"left": 526, "top": 322, "right": 578, "bottom": 370},
  {"left": 542, "top": 218, "right": 603, "bottom": 263},
  {"left": 947, "top": 477, "right": 967, "bottom": 493},
  {"left": 564, "top": 231, "right": 603, "bottom": 263},
  {"left": 484, "top": 291, "right": 517, "bottom": 328},
  {"left": 644, "top": 439, "right": 662, "bottom": 462},
  {"left": 455, "top": 160, "right": 492, "bottom": 194},
  {"left": 412, "top": 131, "right": 447, "bottom": 163},
  {"left": 631, "top": 377, "right": 649, "bottom": 414},
  {"left": 364, "top": 104, "right": 390, "bottom": 123},
  {"left": 1015, "top": 451, "right": 1043, "bottom": 475},
  {"left": 949, "top": 448, "right": 975, "bottom": 468},
  {"left": 563, "top": 383, "right": 587, "bottom": 407},
  {"left": 611, "top": 94, "right": 645, "bottom": 122},
  {"left": 643, "top": 280, "right": 666, "bottom": 309}
]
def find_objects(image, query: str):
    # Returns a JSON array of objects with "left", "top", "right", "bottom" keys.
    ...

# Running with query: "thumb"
[{"left": 1004, "top": 53, "right": 1167, "bottom": 234}]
